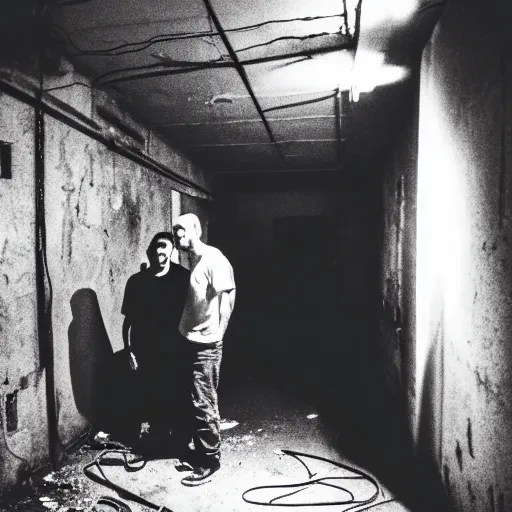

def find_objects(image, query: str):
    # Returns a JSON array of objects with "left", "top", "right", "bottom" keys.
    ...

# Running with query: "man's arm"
[
  {"left": 122, "top": 317, "right": 131, "bottom": 351},
  {"left": 122, "top": 317, "right": 138, "bottom": 371},
  {"left": 219, "top": 289, "right": 236, "bottom": 334}
]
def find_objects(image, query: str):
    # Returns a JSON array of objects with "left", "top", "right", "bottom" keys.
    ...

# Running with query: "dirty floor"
[{"left": 0, "top": 375, "right": 411, "bottom": 512}]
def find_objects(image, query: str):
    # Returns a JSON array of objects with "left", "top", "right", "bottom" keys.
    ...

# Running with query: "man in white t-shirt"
[{"left": 172, "top": 213, "right": 236, "bottom": 486}]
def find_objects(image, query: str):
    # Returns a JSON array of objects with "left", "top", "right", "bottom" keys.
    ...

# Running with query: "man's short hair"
[
  {"left": 147, "top": 232, "right": 174, "bottom": 257},
  {"left": 175, "top": 213, "right": 202, "bottom": 238}
]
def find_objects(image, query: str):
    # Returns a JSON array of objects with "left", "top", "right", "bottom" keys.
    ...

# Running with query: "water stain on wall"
[
  {"left": 444, "top": 464, "right": 451, "bottom": 495},
  {"left": 467, "top": 418, "right": 475, "bottom": 459},
  {"left": 488, "top": 485, "right": 495, "bottom": 512},
  {"left": 455, "top": 440, "right": 463, "bottom": 471},
  {"left": 467, "top": 481, "right": 476, "bottom": 507}
]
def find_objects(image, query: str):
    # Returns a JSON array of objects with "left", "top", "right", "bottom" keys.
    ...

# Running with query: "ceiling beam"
[
  {"left": 154, "top": 115, "right": 344, "bottom": 127},
  {"left": 200, "top": 0, "right": 284, "bottom": 163},
  {"left": 216, "top": 167, "right": 340, "bottom": 174},
  {"left": 192, "top": 139, "right": 343, "bottom": 147},
  {"left": 335, "top": 88, "right": 343, "bottom": 164}
]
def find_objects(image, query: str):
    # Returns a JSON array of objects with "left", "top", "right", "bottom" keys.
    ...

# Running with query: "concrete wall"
[
  {"left": 416, "top": 1, "right": 512, "bottom": 508},
  {"left": 380, "top": 0, "right": 512, "bottom": 509},
  {"left": 0, "top": 93, "right": 49, "bottom": 487},
  {"left": 0, "top": 69, "right": 210, "bottom": 490},
  {"left": 45, "top": 115, "right": 184, "bottom": 444}
]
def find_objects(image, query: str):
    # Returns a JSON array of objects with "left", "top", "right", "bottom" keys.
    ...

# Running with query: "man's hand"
[{"left": 129, "top": 351, "right": 138, "bottom": 371}]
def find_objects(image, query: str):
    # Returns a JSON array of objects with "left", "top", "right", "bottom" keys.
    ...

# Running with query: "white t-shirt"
[{"left": 179, "top": 246, "right": 236, "bottom": 344}]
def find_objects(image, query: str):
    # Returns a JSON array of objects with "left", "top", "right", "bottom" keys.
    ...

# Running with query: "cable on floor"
[
  {"left": 83, "top": 449, "right": 173, "bottom": 512},
  {"left": 83, "top": 447, "right": 398, "bottom": 510},
  {"left": 242, "top": 449, "right": 398, "bottom": 509}
]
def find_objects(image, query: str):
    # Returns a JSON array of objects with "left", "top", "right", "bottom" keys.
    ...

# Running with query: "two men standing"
[{"left": 121, "top": 214, "right": 236, "bottom": 487}]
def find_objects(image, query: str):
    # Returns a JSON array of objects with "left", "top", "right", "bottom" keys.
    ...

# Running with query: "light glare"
[
  {"left": 350, "top": 51, "right": 409, "bottom": 101},
  {"left": 361, "top": 0, "right": 419, "bottom": 29}
]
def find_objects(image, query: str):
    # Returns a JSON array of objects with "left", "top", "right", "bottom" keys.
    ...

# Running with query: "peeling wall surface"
[
  {"left": 414, "top": 0, "right": 512, "bottom": 509},
  {"left": 45, "top": 116, "right": 182, "bottom": 445},
  {"left": 0, "top": 94, "right": 49, "bottom": 489},
  {"left": 0, "top": 69, "right": 209, "bottom": 491}
]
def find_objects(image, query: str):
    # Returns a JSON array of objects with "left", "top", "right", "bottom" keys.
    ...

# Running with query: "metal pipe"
[
  {"left": 35, "top": 0, "right": 62, "bottom": 471},
  {"left": 0, "top": 80, "right": 211, "bottom": 199},
  {"left": 96, "top": 42, "right": 355, "bottom": 88},
  {"left": 335, "top": 88, "right": 344, "bottom": 166},
  {"left": 201, "top": 0, "right": 285, "bottom": 164}
]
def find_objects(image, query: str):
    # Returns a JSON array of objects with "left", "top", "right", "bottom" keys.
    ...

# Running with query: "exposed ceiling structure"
[{"left": 47, "top": 0, "right": 445, "bottom": 176}]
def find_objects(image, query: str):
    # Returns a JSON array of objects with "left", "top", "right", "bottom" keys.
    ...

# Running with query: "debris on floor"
[{"left": 219, "top": 418, "right": 239, "bottom": 431}]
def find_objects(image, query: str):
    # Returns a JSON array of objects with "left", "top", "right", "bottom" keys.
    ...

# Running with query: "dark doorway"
[
  {"left": 273, "top": 216, "right": 339, "bottom": 342},
  {"left": 270, "top": 216, "right": 341, "bottom": 393}
]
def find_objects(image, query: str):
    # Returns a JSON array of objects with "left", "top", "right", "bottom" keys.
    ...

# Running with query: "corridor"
[
  {"left": 0, "top": 370, "right": 411, "bottom": 512},
  {"left": 2, "top": 0, "right": 512, "bottom": 511}
]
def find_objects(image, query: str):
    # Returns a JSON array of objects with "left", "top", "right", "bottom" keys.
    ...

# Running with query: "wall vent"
[{"left": 5, "top": 391, "right": 18, "bottom": 432}]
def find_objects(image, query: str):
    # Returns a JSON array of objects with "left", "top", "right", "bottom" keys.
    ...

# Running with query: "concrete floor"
[{"left": 0, "top": 376, "right": 411, "bottom": 512}]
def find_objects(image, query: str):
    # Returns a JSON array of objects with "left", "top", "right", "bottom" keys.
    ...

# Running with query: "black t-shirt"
[{"left": 121, "top": 264, "right": 190, "bottom": 355}]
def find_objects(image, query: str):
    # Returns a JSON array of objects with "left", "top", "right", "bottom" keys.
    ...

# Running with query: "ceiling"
[{"left": 47, "top": 0, "right": 445, "bottom": 176}]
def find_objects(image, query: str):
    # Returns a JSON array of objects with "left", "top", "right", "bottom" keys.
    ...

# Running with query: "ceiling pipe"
[
  {"left": 200, "top": 0, "right": 285, "bottom": 165},
  {"left": 334, "top": 87, "right": 343, "bottom": 165},
  {"left": 35, "top": 0, "right": 64, "bottom": 473},
  {"left": 0, "top": 79, "right": 212, "bottom": 198},
  {"left": 95, "top": 42, "right": 356, "bottom": 87}
]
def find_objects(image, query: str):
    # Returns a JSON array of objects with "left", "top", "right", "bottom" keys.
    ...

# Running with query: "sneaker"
[{"left": 181, "top": 460, "right": 221, "bottom": 487}]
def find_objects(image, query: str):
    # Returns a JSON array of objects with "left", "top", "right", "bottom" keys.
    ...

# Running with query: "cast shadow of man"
[{"left": 68, "top": 288, "right": 139, "bottom": 442}]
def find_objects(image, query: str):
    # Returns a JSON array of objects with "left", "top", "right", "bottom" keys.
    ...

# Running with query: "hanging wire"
[
  {"left": 43, "top": 81, "right": 92, "bottom": 92},
  {"left": 235, "top": 33, "right": 339, "bottom": 53},
  {"left": 48, "top": 14, "right": 347, "bottom": 57}
]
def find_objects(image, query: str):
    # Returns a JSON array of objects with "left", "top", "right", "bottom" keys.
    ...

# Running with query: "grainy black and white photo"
[{"left": 0, "top": 0, "right": 510, "bottom": 511}]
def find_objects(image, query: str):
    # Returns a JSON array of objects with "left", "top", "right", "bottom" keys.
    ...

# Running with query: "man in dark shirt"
[{"left": 121, "top": 232, "right": 191, "bottom": 456}]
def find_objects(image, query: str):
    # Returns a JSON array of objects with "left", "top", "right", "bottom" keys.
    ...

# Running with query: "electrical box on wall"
[{"left": 0, "top": 142, "right": 12, "bottom": 179}]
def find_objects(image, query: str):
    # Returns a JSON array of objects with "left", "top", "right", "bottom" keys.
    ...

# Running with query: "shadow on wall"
[
  {"left": 415, "top": 314, "right": 456, "bottom": 512},
  {"left": 316, "top": 297, "right": 456, "bottom": 512},
  {"left": 68, "top": 289, "right": 138, "bottom": 439}
]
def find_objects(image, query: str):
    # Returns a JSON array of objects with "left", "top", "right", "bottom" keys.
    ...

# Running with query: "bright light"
[
  {"left": 349, "top": 51, "right": 409, "bottom": 101},
  {"left": 414, "top": 72, "right": 471, "bottom": 444},
  {"left": 249, "top": 51, "right": 354, "bottom": 96},
  {"left": 389, "top": 0, "right": 418, "bottom": 20},
  {"left": 361, "top": 0, "right": 419, "bottom": 29}
]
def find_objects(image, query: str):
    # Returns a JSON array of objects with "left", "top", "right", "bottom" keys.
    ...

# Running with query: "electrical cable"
[
  {"left": 83, "top": 447, "right": 397, "bottom": 510},
  {"left": 47, "top": 14, "right": 346, "bottom": 57},
  {"left": 93, "top": 42, "right": 355, "bottom": 88},
  {"left": 36, "top": 0, "right": 63, "bottom": 472},
  {"left": 91, "top": 60, "right": 226, "bottom": 87},
  {"left": 242, "top": 449, "right": 383, "bottom": 508},
  {"left": 43, "top": 81, "right": 92, "bottom": 92},
  {"left": 95, "top": 496, "right": 132, "bottom": 512},
  {"left": 262, "top": 91, "right": 339, "bottom": 114},
  {"left": 48, "top": 19, "right": 215, "bottom": 57},
  {"left": 235, "top": 32, "right": 339, "bottom": 53},
  {"left": 83, "top": 449, "right": 173, "bottom": 511}
]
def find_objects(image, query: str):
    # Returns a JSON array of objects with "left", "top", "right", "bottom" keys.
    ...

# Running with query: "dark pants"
[
  {"left": 190, "top": 342, "right": 223, "bottom": 467},
  {"left": 131, "top": 338, "right": 193, "bottom": 453}
]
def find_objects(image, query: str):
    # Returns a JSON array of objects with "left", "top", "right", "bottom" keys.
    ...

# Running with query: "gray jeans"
[{"left": 191, "top": 342, "right": 223, "bottom": 467}]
